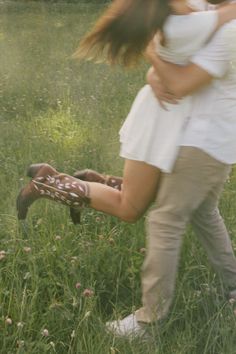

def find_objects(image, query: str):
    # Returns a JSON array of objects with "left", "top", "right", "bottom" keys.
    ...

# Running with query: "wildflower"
[
  {"left": 5, "top": 317, "right": 12, "bottom": 325},
  {"left": 195, "top": 290, "right": 201, "bottom": 298},
  {"left": 0, "top": 250, "right": 6, "bottom": 260},
  {"left": 17, "top": 340, "right": 24, "bottom": 348},
  {"left": 108, "top": 237, "right": 115, "bottom": 245},
  {"left": 50, "top": 341, "right": 55, "bottom": 349},
  {"left": 82, "top": 288, "right": 94, "bottom": 297},
  {"left": 55, "top": 235, "right": 61, "bottom": 241},
  {"left": 139, "top": 248, "right": 146, "bottom": 254},
  {"left": 23, "top": 247, "right": 31, "bottom": 253},
  {"left": 36, "top": 218, "right": 43, "bottom": 225},
  {"left": 71, "top": 256, "right": 78, "bottom": 265},
  {"left": 42, "top": 328, "right": 49, "bottom": 337},
  {"left": 75, "top": 282, "right": 81, "bottom": 289},
  {"left": 17, "top": 321, "right": 24, "bottom": 329}
]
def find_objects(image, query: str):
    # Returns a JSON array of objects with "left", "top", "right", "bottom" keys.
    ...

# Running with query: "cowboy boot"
[
  {"left": 73, "top": 169, "right": 123, "bottom": 191},
  {"left": 69, "top": 169, "right": 122, "bottom": 223},
  {"left": 17, "top": 164, "right": 89, "bottom": 223},
  {"left": 17, "top": 163, "right": 58, "bottom": 220},
  {"left": 31, "top": 164, "right": 82, "bottom": 225}
]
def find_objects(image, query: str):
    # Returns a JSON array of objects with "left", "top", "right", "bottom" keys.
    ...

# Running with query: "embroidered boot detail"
[{"left": 74, "top": 169, "right": 123, "bottom": 191}]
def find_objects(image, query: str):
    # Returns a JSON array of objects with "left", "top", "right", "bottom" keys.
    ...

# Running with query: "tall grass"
[{"left": 0, "top": 2, "right": 236, "bottom": 353}]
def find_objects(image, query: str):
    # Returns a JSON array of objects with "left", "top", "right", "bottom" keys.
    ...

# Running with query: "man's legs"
[
  {"left": 136, "top": 147, "right": 234, "bottom": 323},
  {"left": 191, "top": 183, "right": 236, "bottom": 291}
]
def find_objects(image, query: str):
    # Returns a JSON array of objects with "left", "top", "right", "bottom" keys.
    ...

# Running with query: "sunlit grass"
[{"left": 0, "top": 1, "right": 236, "bottom": 353}]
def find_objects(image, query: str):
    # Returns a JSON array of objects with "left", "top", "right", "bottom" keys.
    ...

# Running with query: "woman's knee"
[
  {"left": 116, "top": 195, "right": 144, "bottom": 223},
  {"left": 118, "top": 207, "right": 142, "bottom": 223}
]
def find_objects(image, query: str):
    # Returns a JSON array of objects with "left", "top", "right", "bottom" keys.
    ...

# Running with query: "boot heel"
[
  {"left": 27, "top": 164, "right": 48, "bottom": 178},
  {"left": 70, "top": 207, "right": 81, "bottom": 224}
]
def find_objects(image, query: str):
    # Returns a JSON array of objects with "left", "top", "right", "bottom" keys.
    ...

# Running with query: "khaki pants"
[{"left": 136, "top": 147, "right": 236, "bottom": 323}]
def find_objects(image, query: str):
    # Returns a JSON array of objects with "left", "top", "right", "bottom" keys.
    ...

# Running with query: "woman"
[{"left": 17, "top": 0, "right": 236, "bottom": 223}]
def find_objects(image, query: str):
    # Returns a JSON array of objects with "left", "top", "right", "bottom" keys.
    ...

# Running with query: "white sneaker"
[{"left": 105, "top": 314, "right": 148, "bottom": 339}]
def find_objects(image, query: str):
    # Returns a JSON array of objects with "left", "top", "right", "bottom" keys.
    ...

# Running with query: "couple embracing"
[{"left": 17, "top": 0, "right": 236, "bottom": 338}]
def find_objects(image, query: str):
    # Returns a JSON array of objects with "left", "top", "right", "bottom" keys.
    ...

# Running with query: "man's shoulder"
[
  {"left": 217, "top": 19, "right": 236, "bottom": 34},
  {"left": 223, "top": 19, "right": 236, "bottom": 28},
  {"left": 208, "top": 20, "right": 236, "bottom": 47},
  {"left": 219, "top": 20, "right": 236, "bottom": 49}
]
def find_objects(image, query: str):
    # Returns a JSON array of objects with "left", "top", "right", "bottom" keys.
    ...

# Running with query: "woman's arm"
[
  {"left": 146, "top": 67, "right": 179, "bottom": 109},
  {"left": 145, "top": 3, "right": 236, "bottom": 98}
]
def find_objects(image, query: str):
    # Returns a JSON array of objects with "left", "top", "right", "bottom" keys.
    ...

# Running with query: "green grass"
[{"left": 1, "top": 2, "right": 236, "bottom": 353}]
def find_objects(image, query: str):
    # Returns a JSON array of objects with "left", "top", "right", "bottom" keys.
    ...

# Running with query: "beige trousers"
[{"left": 136, "top": 147, "right": 236, "bottom": 323}]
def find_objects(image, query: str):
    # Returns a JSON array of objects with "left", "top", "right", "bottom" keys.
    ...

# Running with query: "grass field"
[{"left": 1, "top": 2, "right": 236, "bottom": 353}]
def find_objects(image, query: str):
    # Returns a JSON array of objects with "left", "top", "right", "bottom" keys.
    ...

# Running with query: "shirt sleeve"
[
  {"left": 191, "top": 23, "right": 236, "bottom": 78},
  {"left": 165, "top": 11, "right": 218, "bottom": 44}
]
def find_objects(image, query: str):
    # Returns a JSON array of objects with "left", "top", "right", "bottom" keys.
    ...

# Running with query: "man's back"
[{"left": 182, "top": 20, "right": 236, "bottom": 164}]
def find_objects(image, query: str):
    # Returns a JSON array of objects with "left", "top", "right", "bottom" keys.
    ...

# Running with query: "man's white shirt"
[{"left": 181, "top": 20, "right": 236, "bottom": 164}]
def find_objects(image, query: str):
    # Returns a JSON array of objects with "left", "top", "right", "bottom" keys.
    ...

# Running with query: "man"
[{"left": 106, "top": 0, "right": 236, "bottom": 337}]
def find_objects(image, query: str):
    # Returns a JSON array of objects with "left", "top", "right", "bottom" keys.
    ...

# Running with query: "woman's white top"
[{"left": 119, "top": 10, "right": 218, "bottom": 172}]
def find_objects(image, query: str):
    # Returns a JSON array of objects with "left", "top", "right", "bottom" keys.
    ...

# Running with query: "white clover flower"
[
  {"left": 42, "top": 328, "right": 49, "bottom": 337},
  {"left": 50, "top": 341, "right": 55, "bottom": 348},
  {"left": 23, "top": 247, "right": 32, "bottom": 253},
  {"left": 5, "top": 317, "right": 12, "bottom": 325},
  {"left": 17, "top": 340, "right": 25, "bottom": 348},
  {"left": 17, "top": 321, "right": 24, "bottom": 329}
]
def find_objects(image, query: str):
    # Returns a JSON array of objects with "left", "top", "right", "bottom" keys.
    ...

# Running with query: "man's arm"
[
  {"left": 146, "top": 24, "right": 230, "bottom": 98},
  {"left": 146, "top": 48, "right": 213, "bottom": 98}
]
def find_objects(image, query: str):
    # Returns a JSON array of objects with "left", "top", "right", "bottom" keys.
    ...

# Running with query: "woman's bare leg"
[
  {"left": 17, "top": 160, "right": 160, "bottom": 223},
  {"left": 88, "top": 159, "right": 160, "bottom": 222}
]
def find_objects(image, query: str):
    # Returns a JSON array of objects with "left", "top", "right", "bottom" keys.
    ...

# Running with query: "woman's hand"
[
  {"left": 146, "top": 67, "right": 179, "bottom": 110},
  {"left": 145, "top": 36, "right": 161, "bottom": 63},
  {"left": 145, "top": 39, "right": 157, "bottom": 62}
]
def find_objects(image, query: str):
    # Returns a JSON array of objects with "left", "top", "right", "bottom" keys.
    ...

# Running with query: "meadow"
[{"left": 1, "top": 1, "right": 236, "bottom": 353}]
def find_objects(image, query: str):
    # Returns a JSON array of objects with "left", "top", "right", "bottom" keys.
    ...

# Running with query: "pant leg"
[
  {"left": 136, "top": 147, "right": 232, "bottom": 323},
  {"left": 191, "top": 172, "right": 236, "bottom": 290}
]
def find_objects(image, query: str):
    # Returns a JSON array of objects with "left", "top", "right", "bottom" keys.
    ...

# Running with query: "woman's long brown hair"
[{"left": 74, "top": 0, "right": 171, "bottom": 67}]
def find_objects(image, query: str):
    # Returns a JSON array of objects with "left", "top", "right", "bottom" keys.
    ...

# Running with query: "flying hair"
[{"left": 73, "top": 0, "right": 171, "bottom": 67}]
